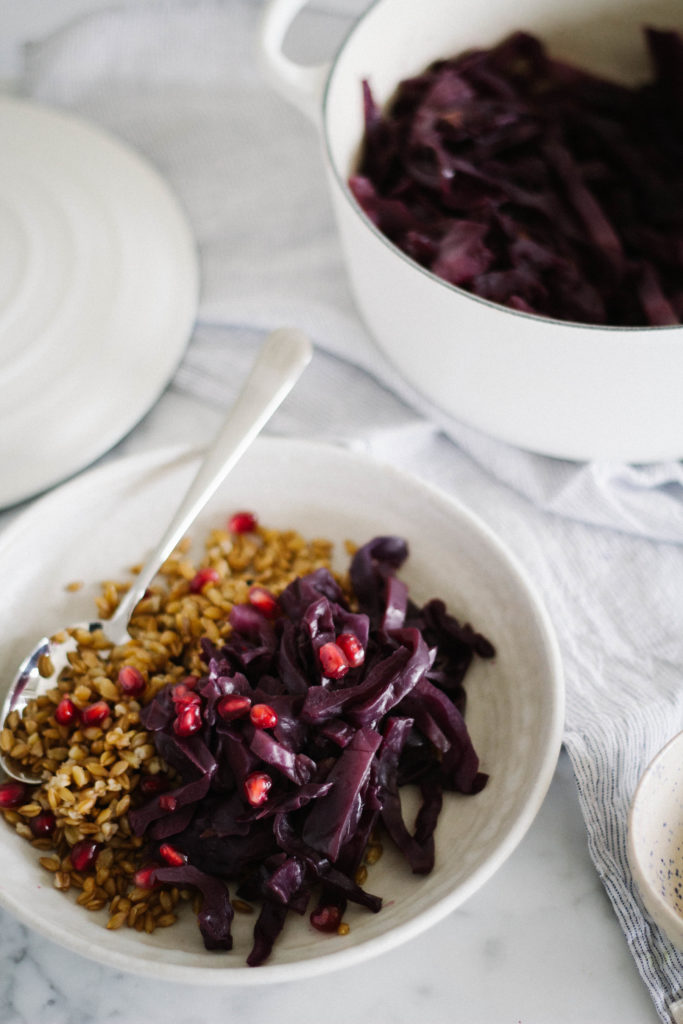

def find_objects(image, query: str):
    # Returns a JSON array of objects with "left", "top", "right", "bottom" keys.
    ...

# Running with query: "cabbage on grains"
[
  {"left": 129, "top": 535, "right": 494, "bottom": 965},
  {"left": 0, "top": 522, "right": 494, "bottom": 967}
]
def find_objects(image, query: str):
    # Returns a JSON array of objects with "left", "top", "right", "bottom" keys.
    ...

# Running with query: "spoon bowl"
[{"left": 0, "top": 326, "right": 312, "bottom": 783}]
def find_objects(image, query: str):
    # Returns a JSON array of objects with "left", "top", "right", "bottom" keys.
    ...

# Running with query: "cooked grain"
[
  {"left": 1, "top": 520, "right": 340, "bottom": 940},
  {"left": 2, "top": 520, "right": 337, "bottom": 942}
]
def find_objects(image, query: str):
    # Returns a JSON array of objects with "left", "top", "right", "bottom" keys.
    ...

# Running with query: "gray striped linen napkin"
[{"left": 17, "top": 1, "right": 683, "bottom": 1017}]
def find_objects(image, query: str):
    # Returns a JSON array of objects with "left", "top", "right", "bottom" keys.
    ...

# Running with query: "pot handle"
[{"left": 258, "top": 0, "right": 330, "bottom": 125}]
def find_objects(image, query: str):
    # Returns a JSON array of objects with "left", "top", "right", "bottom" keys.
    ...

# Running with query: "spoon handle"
[{"left": 109, "top": 327, "right": 312, "bottom": 637}]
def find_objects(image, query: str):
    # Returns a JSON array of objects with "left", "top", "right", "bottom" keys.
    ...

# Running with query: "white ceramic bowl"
[
  {"left": 628, "top": 730, "right": 683, "bottom": 951},
  {"left": 260, "top": 0, "right": 683, "bottom": 462},
  {"left": 0, "top": 438, "right": 564, "bottom": 982}
]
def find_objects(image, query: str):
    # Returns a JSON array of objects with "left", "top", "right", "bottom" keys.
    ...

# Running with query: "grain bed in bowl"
[
  {"left": 0, "top": 504, "right": 495, "bottom": 968},
  {"left": 0, "top": 516, "right": 338, "bottom": 939}
]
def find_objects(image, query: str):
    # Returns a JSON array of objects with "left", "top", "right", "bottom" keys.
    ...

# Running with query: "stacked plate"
[{"left": 0, "top": 96, "right": 199, "bottom": 507}]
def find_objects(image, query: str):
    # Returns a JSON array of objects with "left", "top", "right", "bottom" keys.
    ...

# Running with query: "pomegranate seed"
[
  {"left": 173, "top": 703, "right": 202, "bottom": 736},
  {"left": 118, "top": 665, "right": 146, "bottom": 696},
  {"left": 134, "top": 863, "right": 159, "bottom": 889},
  {"left": 249, "top": 703, "right": 278, "bottom": 729},
  {"left": 171, "top": 682, "right": 201, "bottom": 710},
  {"left": 310, "top": 904, "right": 342, "bottom": 933},
  {"left": 318, "top": 641, "right": 349, "bottom": 679},
  {"left": 159, "top": 793, "right": 178, "bottom": 813},
  {"left": 29, "top": 810, "right": 56, "bottom": 838},
  {"left": 227, "top": 511, "right": 257, "bottom": 534},
  {"left": 54, "top": 696, "right": 80, "bottom": 727},
  {"left": 140, "top": 773, "right": 170, "bottom": 796},
  {"left": 243, "top": 771, "right": 272, "bottom": 807},
  {"left": 0, "top": 780, "right": 30, "bottom": 809},
  {"left": 159, "top": 842, "right": 187, "bottom": 867},
  {"left": 336, "top": 632, "right": 365, "bottom": 668},
  {"left": 69, "top": 838, "right": 100, "bottom": 872},
  {"left": 248, "top": 586, "right": 279, "bottom": 619},
  {"left": 189, "top": 566, "right": 220, "bottom": 594},
  {"left": 81, "top": 701, "right": 111, "bottom": 726},
  {"left": 217, "top": 694, "right": 252, "bottom": 721}
]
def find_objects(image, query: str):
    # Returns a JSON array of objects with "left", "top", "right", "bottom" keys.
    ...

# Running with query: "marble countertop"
[{"left": 0, "top": 2, "right": 665, "bottom": 1021}]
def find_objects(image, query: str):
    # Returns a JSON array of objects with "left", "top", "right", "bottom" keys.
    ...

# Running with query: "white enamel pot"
[{"left": 259, "top": 0, "right": 683, "bottom": 462}]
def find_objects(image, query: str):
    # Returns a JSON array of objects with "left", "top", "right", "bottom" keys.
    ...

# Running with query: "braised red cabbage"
[
  {"left": 129, "top": 536, "right": 494, "bottom": 965},
  {"left": 349, "top": 29, "right": 683, "bottom": 326}
]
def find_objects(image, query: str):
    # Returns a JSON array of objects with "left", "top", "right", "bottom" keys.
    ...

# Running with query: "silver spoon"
[{"left": 0, "top": 326, "right": 312, "bottom": 784}]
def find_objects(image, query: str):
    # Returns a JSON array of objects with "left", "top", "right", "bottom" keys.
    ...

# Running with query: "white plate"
[
  {"left": 0, "top": 438, "right": 564, "bottom": 982},
  {"left": 0, "top": 97, "right": 199, "bottom": 508}
]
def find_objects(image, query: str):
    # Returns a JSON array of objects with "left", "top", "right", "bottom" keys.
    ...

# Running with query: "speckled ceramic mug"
[{"left": 628, "top": 730, "right": 683, "bottom": 950}]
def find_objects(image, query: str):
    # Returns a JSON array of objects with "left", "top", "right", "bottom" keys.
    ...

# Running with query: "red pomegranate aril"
[
  {"left": 248, "top": 586, "right": 279, "bottom": 619},
  {"left": 81, "top": 701, "right": 111, "bottom": 726},
  {"left": 140, "top": 773, "right": 170, "bottom": 796},
  {"left": 243, "top": 771, "right": 272, "bottom": 807},
  {"left": 118, "top": 665, "right": 146, "bottom": 696},
  {"left": 159, "top": 793, "right": 178, "bottom": 813},
  {"left": 310, "top": 904, "right": 342, "bottom": 933},
  {"left": 0, "top": 780, "right": 30, "bottom": 809},
  {"left": 227, "top": 510, "right": 257, "bottom": 534},
  {"left": 217, "top": 694, "right": 252, "bottom": 721},
  {"left": 189, "top": 566, "right": 220, "bottom": 594},
  {"left": 69, "top": 838, "right": 101, "bottom": 872},
  {"left": 29, "top": 810, "right": 56, "bottom": 838},
  {"left": 336, "top": 632, "right": 365, "bottom": 668},
  {"left": 173, "top": 703, "right": 202, "bottom": 737},
  {"left": 134, "top": 863, "right": 160, "bottom": 890},
  {"left": 249, "top": 703, "right": 278, "bottom": 729},
  {"left": 171, "top": 682, "right": 201, "bottom": 709},
  {"left": 54, "top": 696, "right": 80, "bottom": 727},
  {"left": 318, "top": 641, "right": 350, "bottom": 679},
  {"left": 159, "top": 842, "right": 187, "bottom": 867}
]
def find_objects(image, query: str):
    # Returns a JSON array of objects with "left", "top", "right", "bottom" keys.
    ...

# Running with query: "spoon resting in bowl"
[{"left": 0, "top": 326, "right": 312, "bottom": 784}]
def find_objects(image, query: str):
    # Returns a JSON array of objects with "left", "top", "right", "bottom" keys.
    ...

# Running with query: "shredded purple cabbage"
[
  {"left": 349, "top": 29, "right": 683, "bottom": 325},
  {"left": 130, "top": 536, "right": 494, "bottom": 965}
]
